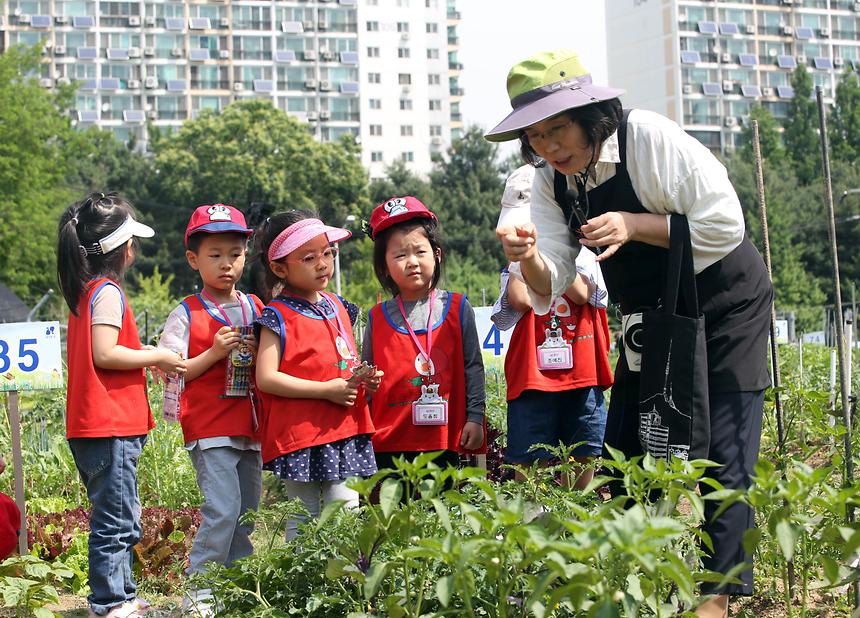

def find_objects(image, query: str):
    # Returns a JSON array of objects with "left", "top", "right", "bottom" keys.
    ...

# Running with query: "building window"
[
  {"left": 366, "top": 21, "right": 379, "bottom": 31},
  {"left": 398, "top": 73, "right": 412, "bottom": 85},
  {"left": 367, "top": 46, "right": 380, "bottom": 57},
  {"left": 368, "top": 72, "right": 381, "bottom": 83},
  {"left": 371, "top": 151, "right": 383, "bottom": 162},
  {"left": 426, "top": 23, "right": 438, "bottom": 33},
  {"left": 429, "top": 125, "right": 442, "bottom": 136},
  {"left": 398, "top": 47, "right": 411, "bottom": 58},
  {"left": 401, "top": 152, "right": 414, "bottom": 162},
  {"left": 397, "top": 21, "right": 409, "bottom": 32},
  {"left": 427, "top": 48, "right": 439, "bottom": 60},
  {"left": 429, "top": 99, "right": 441, "bottom": 111},
  {"left": 400, "top": 125, "right": 413, "bottom": 136},
  {"left": 428, "top": 73, "right": 441, "bottom": 85},
  {"left": 397, "top": 0, "right": 410, "bottom": 6},
  {"left": 369, "top": 98, "right": 382, "bottom": 109},
  {"left": 370, "top": 124, "right": 382, "bottom": 136},
  {"left": 400, "top": 99, "right": 413, "bottom": 110}
]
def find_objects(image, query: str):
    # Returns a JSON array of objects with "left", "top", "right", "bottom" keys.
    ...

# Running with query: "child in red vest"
[
  {"left": 492, "top": 166, "right": 613, "bottom": 488},
  {"left": 254, "top": 210, "right": 379, "bottom": 540},
  {"left": 0, "top": 456, "right": 20, "bottom": 560},
  {"left": 157, "top": 204, "right": 263, "bottom": 612},
  {"left": 57, "top": 192, "right": 186, "bottom": 618},
  {"left": 362, "top": 197, "right": 486, "bottom": 472}
]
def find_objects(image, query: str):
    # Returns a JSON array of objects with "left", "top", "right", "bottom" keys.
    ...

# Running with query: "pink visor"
[{"left": 267, "top": 218, "right": 352, "bottom": 262}]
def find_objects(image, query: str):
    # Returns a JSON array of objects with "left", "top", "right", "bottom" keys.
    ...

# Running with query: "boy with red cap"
[{"left": 158, "top": 204, "right": 264, "bottom": 614}]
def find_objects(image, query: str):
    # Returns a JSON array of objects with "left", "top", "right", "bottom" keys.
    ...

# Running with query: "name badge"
[
  {"left": 412, "top": 383, "right": 448, "bottom": 426},
  {"left": 536, "top": 324, "right": 573, "bottom": 370}
]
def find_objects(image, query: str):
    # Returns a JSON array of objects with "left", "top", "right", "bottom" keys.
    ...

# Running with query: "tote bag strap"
[{"left": 664, "top": 214, "right": 700, "bottom": 318}]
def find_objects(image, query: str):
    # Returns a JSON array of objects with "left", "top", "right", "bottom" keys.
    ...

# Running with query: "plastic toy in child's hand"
[{"left": 347, "top": 361, "right": 377, "bottom": 386}]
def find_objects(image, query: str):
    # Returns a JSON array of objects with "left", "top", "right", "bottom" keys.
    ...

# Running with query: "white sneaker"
[
  {"left": 87, "top": 601, "right": 148, "bottom": 618},
  {"left": 182, "top": 589, "right": 215, "bottom": 618}
]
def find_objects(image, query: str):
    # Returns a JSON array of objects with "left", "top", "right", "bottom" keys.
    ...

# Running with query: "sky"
[{"left": 457, "top": 0, "right": 608, "bottom": 158}]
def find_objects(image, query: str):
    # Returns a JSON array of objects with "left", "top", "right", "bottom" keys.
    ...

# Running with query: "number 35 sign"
[{"left": 0, "top": 322, "right": 63, "bottom": 392}]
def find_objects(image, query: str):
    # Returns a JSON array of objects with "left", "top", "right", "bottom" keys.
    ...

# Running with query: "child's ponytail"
[{"left": 56, "top": 192, "right": 140, "bottom": 314}]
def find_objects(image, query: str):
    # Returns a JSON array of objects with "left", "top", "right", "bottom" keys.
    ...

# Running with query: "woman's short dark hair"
[
  {"left": 519, "top": 98, "right": 623, "bottom": 167},
  {"left": 372, "top": 218, "right": 445, "bottom": 298}
]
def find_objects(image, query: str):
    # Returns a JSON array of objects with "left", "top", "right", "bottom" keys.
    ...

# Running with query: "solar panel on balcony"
[
  {"left": 274, "top": 50, "right": 296, "bottom": 62},
  {"left": 72, "top": 16, "right": 94, "bottom": 28},
  {"left": 340, "top": 51, "right": 359, "bottom": 64},
  {"left": 101, "top": 78, "right": 120, "bottom": 90},
  {"left": 165, "top": 18, "right": 185, "bottom": 31},
  {"left": 339, "top": 81, "right": 360, "bottom": 94},
  {"left": 697, "top": 21, "right": 718, "bottom": 34},
  {"left": 77, "top": 47, "right": 98, "bottom": 59},
  {"left": 795, "top": 27, "right": 814, "bottom": 40},
  {"left": 680, "top": 50, "right": 701, "bottom": 64},
  {"left": 814, "top": 57, "right": 833, "bottom": 69},
  {"left": 739, "top": 54, "right": 757, "bottom": 66},
  {"left": 702, "top": 82, "right": 722, "bottom": 96},
  {"left": 123, "top": 110, "right": 145, "bottom": 122},
  {"left": 777, "top": 55, "right": 797, "bottom": 68},
  {"left": 777, "top": 85, "right": 795, "bottom": 98},
  {"left": 719, "top": 23, "right": 739, "bottom": 35},
  {"left": 741, "top": 85, "right": 761, "bottom": 97},
  {"left": 189, "top": 49, "right": 210, "bottom": 61},
  {"left": 31, "top": 15, "right": 51, "bottom": 28}
]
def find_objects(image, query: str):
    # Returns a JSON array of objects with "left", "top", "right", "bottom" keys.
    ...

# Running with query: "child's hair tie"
[{"left": 70, "top": 216, "right": 79, "bottom": 226}]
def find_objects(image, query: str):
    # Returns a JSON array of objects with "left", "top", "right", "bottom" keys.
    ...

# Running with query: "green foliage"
[
  {"left": 125, "top": 266, "right": 180, "bottom": 344},
  {"left": 783, "top": 66, "right": 820, "bottom": 186},
  {"left": 739, "top": 105, "right": 784, "bottom": 164},
  {"left": 0, "top": 554, "right": 74, "bottom": 618},
  {"left": 208, "top": 451, "right": 722, "bottom": 616},
  {"left": 0, "top": 45, "right": 79, "bottom": 303},
  {"left": 829, "top": 71, "right": 860, "bottom": 164}
]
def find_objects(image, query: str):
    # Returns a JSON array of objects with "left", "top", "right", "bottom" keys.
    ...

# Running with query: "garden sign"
[{"left": 0, "top": 321, "right": 63, "bottom": 554}]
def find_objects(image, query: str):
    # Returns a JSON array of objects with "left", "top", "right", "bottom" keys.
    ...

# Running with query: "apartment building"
[
  {"left": 0, "top": 0, "right": 462, "bottom": 175},
  {"left": 606, "top": 0, "right": 860, "bottom": 154}
]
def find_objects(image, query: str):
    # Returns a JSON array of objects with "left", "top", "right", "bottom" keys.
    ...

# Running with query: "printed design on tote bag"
[{"left": 638, "top": 349, "right": 691, "bottom": 461}]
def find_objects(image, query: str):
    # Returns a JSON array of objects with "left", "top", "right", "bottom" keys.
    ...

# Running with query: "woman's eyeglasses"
[
  {"left": 523, "top": 120, "right": 574, "bottom": 148},
  {"left": 286, "top": 246, "right": 338, "bottom": 266}
]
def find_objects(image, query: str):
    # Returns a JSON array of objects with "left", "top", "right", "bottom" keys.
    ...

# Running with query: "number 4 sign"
[{"left": 0, "top": 321, "right": 63, "bottom": 554}]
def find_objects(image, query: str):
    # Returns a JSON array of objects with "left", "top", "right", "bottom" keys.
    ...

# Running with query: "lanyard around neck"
[
  {"left": 396, "top": 289, "right": 436, "bottom": 368},
  {"left": 201, "top": 289, "right": 249, "bottom": 328},
  {"left": 312, "top": 292, "right": 356, "bottom": 360}
]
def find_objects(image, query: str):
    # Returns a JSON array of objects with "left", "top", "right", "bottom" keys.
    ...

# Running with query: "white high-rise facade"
[
  {"left": 0, "top": 0, "right": 462, "bottom": 175},
  {"left": 357, "top": 0, "right": 463, "bottom": 178},
  {"left": 606, "top": 0, "right": 860, "bottom": 155}
]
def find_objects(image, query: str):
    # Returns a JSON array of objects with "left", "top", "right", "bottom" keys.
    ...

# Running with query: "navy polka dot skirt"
[{"left": 264, "top": 434, "right": 377, "bottom": 482}]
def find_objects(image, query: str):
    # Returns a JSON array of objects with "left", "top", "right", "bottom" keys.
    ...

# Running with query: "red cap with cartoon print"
[
  {"left": 184, "top": 204, "right": 253, "bottom": 247},
  {"left": 367, "top": 196, "right": 438, "bottom": 240}
]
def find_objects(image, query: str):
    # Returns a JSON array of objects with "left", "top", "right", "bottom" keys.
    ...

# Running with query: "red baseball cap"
[
  {"left": 367, "top": 196, "right": 437, "bottom": 240},
  {"left": 185, "top": 204, "right": 252, "bottom": 247}
]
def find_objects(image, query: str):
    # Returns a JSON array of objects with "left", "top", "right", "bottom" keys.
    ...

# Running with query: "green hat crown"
[{"left": 506, "top": 49, "right": 591, "bottom": 102}]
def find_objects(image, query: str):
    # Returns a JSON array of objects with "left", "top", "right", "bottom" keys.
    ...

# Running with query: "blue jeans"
[
  {"left": 505, "top": 386, "right": 607, "bottom": 463},
  {"left": 68, "top": 435, "right": 147, "bottom": 615}
]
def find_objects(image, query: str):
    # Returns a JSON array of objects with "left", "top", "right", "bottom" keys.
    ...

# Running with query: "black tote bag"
[{"left": 637, "top": 215, "right": 710, "bottom": 461}]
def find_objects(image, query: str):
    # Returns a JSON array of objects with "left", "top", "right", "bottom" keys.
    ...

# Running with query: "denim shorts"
[{"left": 505, "top": 386, "right": 607, "bottom": 463}]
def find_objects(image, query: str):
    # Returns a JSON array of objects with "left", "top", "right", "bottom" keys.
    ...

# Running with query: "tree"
[
  {"left": 829, "top": 70, "right": 860, "bottom": 164},
  {"left": 144, "top": 100, "right": 371, "bottom": 294},
  {"left": 428, "top": 126, "right": 507, "bottom": 275},
  {"left": 782, "top": 65, "right": 820, "bottom": 185},
  {"left": 0, "top": 45, "right": 80, "bottom": 302},
  {"left": 739, "top": 104, "right": 784, "bottom": 165}
]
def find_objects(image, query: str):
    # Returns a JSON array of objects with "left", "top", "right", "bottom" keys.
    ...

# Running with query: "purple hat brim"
[
  {"left": 189, "top": 222, "right": 253, "bottom": 236},
  {"left": 485, "top": 84, "right": 626, "bottom": 143}
]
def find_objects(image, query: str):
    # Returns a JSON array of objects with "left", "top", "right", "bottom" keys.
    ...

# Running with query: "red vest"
[
  {"left": 179, "top": 293, "right": 264, "bottom": 443},
  {"left": 505, "top": 296, "right": 614, "bottom": 401},
  {"left": 258, "top": 295, "right": 374, "bottom": 463},
  {"left": 369, "top": 293, "right": 485, "bottom": 454},
  {"left": 66, "top": 278, "right": 153, "bottom": 439}
]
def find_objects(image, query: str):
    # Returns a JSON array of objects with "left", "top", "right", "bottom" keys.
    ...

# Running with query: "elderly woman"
[{"left": 487, "top": 49, "right": 772, "bottom": 618}]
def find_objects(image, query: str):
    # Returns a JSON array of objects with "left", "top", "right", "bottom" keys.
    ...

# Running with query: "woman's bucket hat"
[{"left": 485, "top": 49, "right": 625, "bottom": 143}]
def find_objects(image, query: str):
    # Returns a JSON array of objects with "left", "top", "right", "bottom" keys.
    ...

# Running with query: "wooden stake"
[{"left": 5, "top": 391, "right": 27, "bottom": 555}]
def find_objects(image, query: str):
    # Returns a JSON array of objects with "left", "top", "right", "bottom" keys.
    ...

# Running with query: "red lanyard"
[
  {"left": 396, "top": 289, "right": 435, "bottom": 371},
  {"left": 201, "top": 289, "right": 249, "bottom": 327},
  {"left": 317, "top": 292, "right": 357, "bottom": 360}
]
